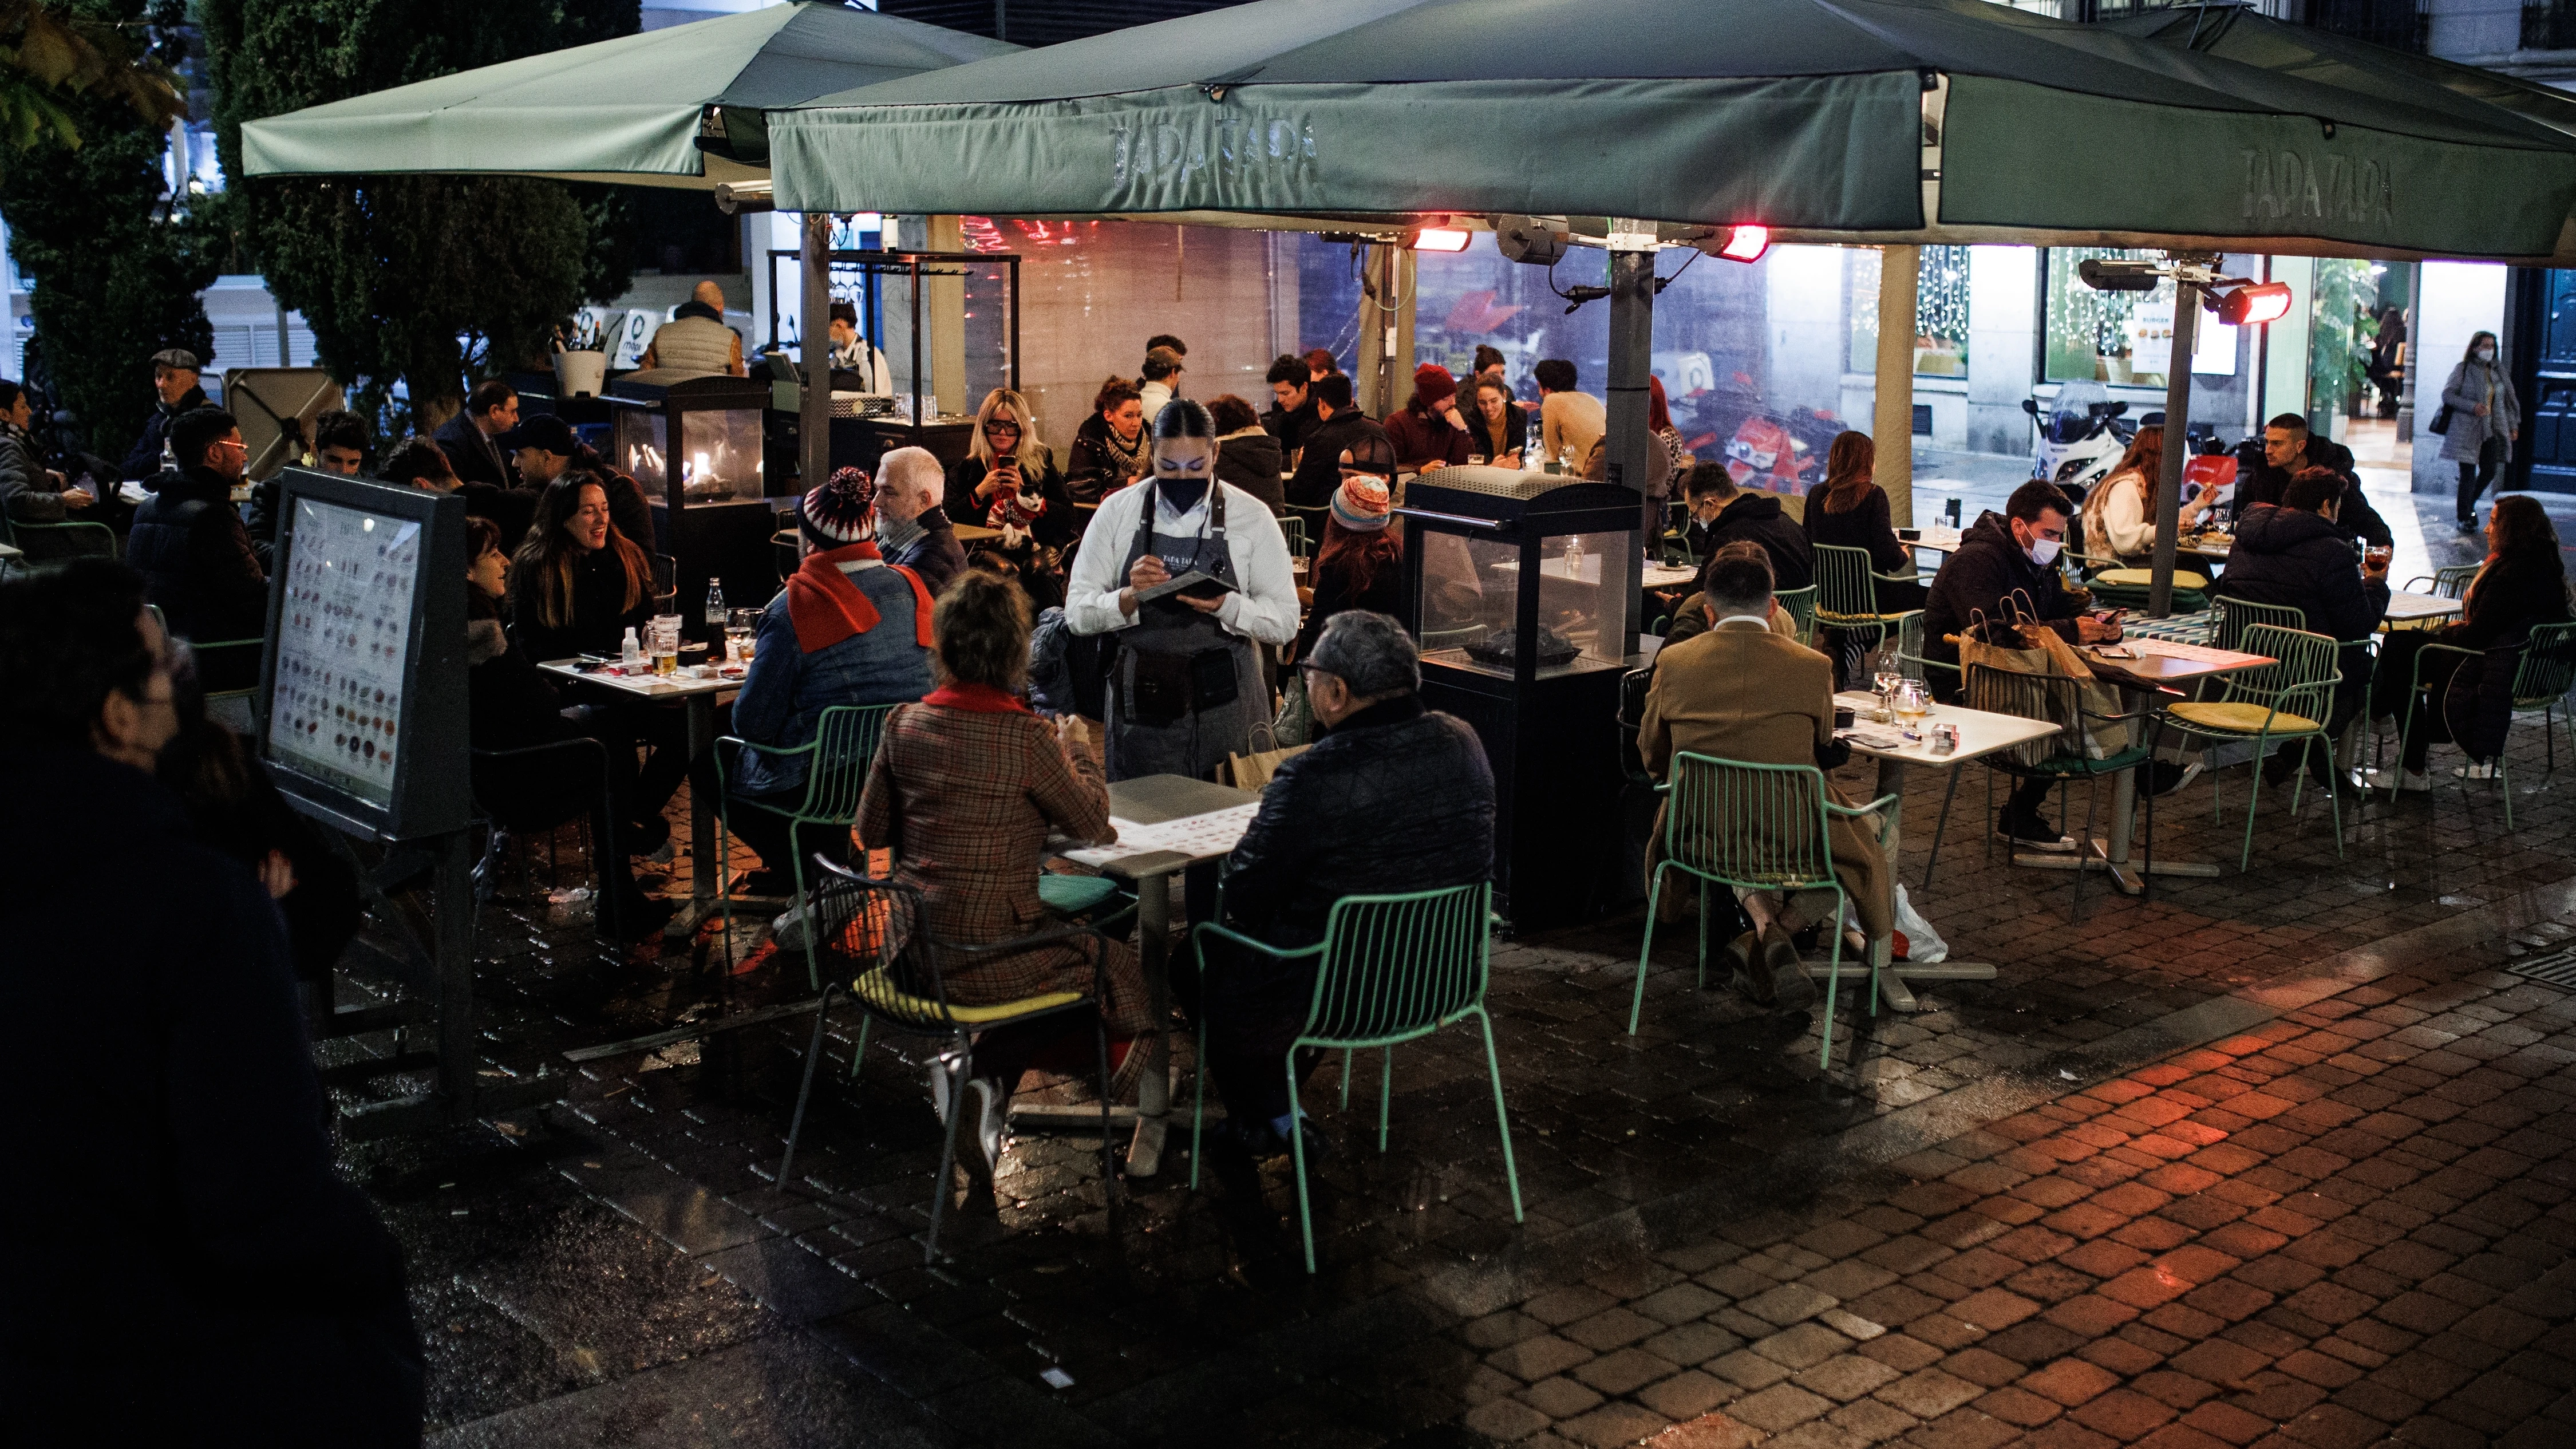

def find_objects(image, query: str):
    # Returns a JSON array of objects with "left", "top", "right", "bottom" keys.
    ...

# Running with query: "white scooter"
[{"left": 2020, "top": 381, "right": 2135, "bottom": 507}]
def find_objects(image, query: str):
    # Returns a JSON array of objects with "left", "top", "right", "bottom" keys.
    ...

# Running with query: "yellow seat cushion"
[
  {"left": 850, "top": 967, "right": 1082, "bottom": 1024},
  {"left": 2093, "top": 568, "right": 2210, "bottom": 591},
  {"left": 2167, "top": 701, "right": 2320, "bottom": 735}
]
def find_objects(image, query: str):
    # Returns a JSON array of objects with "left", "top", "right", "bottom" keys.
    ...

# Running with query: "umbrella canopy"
[
  {"left": 240, "top": 0, "right": 1018, "bottom": 190},
  {"left": 768, "top": 0, "right": 2576, "bottom": 262}
]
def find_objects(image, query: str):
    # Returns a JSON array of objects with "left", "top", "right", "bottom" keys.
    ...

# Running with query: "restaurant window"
[
  {"left": 2044, "top": 247, "right": 2243, "bottom": 388},
  {"left": 1846, "top": 246, "right": 1972, "bottom": 378}
]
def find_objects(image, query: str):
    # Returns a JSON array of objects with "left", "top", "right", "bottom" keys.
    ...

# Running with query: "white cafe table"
[
  {"left": 1828, "top": 693, "right": 2060, "bottom": 1011},
  {"left": 2039, "top": 638, "right": 2277, "bottom": 891},
  {"left": 2381, "top": 590, "right": 2463, "bottom": 625},
  {"left": 538, "top": 658, "right": 737, "bottom": 939},
  {"left": 1039, "top": 773, "right": 1259, "bottom": 1177}
]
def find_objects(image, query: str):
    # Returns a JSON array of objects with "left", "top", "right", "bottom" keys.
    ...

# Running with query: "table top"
[
  {"left": 2081, "top": 638, "right": 2273, "bottom": 687},
  {"left": 1053, "top": 775, "right": 1261, "bottom": 880},
  {"left": 2383, "top": 590, "right": 2464, "bottom": 622},
  {"left": 1832, "top": 693, "right": 2060, "bottom": 768},
  {"left": 1904, "top": 527, "right": 1964, "bottom": 553},
  {"left": 1641, "top": 562, "right": 1697, "bottom": 589},
  {"left": 954, "top": 523, "right": 1003, "bottom": 544},
  {"left": 538, "top": 657, "right": 737, "bottom": 699}
]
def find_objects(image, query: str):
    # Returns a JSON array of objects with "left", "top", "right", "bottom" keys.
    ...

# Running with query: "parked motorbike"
[{"left": 2021, "top": 381, "right": 2135, "bottom": 507}]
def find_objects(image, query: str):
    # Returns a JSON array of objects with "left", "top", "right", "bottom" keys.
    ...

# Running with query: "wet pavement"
[{"left": 313, "top": 469, "right": 2576, "bottom": 1447}]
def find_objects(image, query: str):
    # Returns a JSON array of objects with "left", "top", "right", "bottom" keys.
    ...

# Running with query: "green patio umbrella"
[{"left": 240, "top": 0, "right": 1018, "bottom": 190}]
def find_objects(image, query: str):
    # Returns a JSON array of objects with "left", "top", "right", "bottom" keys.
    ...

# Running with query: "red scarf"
[
  {"left": 784, "top": 542, "right": 935, "bottom": 653},
  {"left": 923, "top": 681, "right": 1032, "bottom": 714}
]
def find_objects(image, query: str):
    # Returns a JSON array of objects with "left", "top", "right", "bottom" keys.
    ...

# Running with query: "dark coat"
[
  {"left": 2211, "top": 504, "right": 2390, "bottom": 645},
  {"left": 460, "top": 480, "right": 541, "bottom": 554},
  {"left": 243, "top": 475, "right": 285, "bottom": 571},
  {"left": 1214, "top": 429, "right": 1286, "bottom": 514},
  {"left": 1464, "top": 398, "right": 1527, "bottom": 463},
  {"left": 945, "top": 450, "right": 1076, "bottom": 550},
  {"left": 1384, "top": 402, "right": 1474, "bottom": 473},
  {"left": 889, "top": 505, "right": 968, "bottom": 598},
  {"left": 1286, "top": 409, "right": 1392, "bottom": 509},
  {"left": 1291, "top": 535, "right": 1404, "bottom": 661},
  {"left": 508, "top": 543, "right": 651, "bottom": 663},
  {"left": 119, "top": 383, "right": 207, "bottom": 482},
  {"left": 129, "top": 464, "right": 268, "bottom": 645},
  {"left": 2235, "top": 440, "right": 2392, "bottom": 547},
  {"left": 1700, "top": 491, "right": 1814, "bottom": 591},
  {"left": 432, "top": 410, "right": 515, "bottom": 491},
  {"left": 1922, "top": 510, "right": 2084, "bottom": 676},
  {"left": 1065, "top": 413, "right": 1148, "bottom": 504},
  {"left": 1803, "top": 483, "right": 1910, "bottom": 574},
  {"left": 1221, "top": 695, "right": 1495, "bottom": 951},
  {"left": 0, "top": 749, "right": 421, "bottom": 1445},
  {"left": 1263, "top": 394, "right": 1320, "bottom": 456}
]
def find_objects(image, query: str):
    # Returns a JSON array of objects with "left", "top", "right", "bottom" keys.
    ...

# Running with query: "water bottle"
[
  {"left": 704, "top": 579, "right": 728, "bottom": 631},
  {"left": 620, "top": 626, "right": 643, "bottom": 669}
]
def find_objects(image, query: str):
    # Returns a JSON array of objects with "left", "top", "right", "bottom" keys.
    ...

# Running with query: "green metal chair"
[
  {"left": 2392, "top": 623, "right": 2576, "bottom": 829},
  {"left": 9, "top": 519, "right": 118, "bottom": 562},
  {"left": 2212, "top": 597, "right": 2305, "bottom": 652},
  {"left": 777, "top": 859, "right": 1124, "bottom": 1263},
  {"left": 1278, "top": 513, "right": 1309, "bottom": 560},
  {"left": 1283, "top": 504, "right": 1329, "bottom": 559},
  {"left": 714, "top": 703, "right": 894, "bottom": 986},
  {"left": 2403, "top": 563, "right": 2482, "bottom": 600},
  {"left": 1630, "top": 753, "right": 1896, "bottom": 1070},
  {"left": 1774, "top": 585, "right": 1820, "bottom": 647},
  {"left": 1812, "top": 543, "right": 1914, "bottom": 655},
  {"left": 1188, "top": 882, "right": 1522, "bottom": 1273},
  {"left": 1964, "top": 664, "right": 2164, "bottom": 918},
  {"left": 2161, "top": 623, "right": 2344, "bottom": 870},
  {"left": 185, "top": 637, "right": 268, "bottom": 729},
  {"left": 1890, "top": 610, "right": 1958, "bottom": 692}
]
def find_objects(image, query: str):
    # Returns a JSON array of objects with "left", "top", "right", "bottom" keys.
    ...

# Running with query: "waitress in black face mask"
[{"left": 1062, "top": 398, "right": 1302, "bottom": 781}]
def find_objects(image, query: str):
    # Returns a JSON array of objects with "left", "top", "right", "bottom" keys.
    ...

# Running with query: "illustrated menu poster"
[{"left": 266, "top": 497, "right": 422, "bottom": 808}]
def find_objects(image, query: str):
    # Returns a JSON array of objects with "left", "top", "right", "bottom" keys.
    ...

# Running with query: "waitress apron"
[{"left": 1107, "top": 487, "right": 1266, "bottom": 781}]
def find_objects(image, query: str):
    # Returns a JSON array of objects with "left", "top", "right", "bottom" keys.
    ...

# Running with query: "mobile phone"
[{"left": 2095, "top": 608, "right": 2127, "bottom": 625}]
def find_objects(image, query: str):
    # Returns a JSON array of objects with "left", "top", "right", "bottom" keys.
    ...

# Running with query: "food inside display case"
[{"left": 1419, "top": 529, "right": 1637, "bottom": 680}]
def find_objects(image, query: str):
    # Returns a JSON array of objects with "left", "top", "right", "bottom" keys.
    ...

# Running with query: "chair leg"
[
  {"left": 1289, "top": 1053, "right": 1317, "bottom": 1273},
  {"left": 2237, "top": 734, "right": 2268, "bottom": 872},
  {"left": 1190, "top": 1014, "right": 1211, "bottom": 1191},
  {"left": 1475, "top": 1008, "right": 1524, "bottom": 1224},
  {"left": 1696, "top": 881, "right": 1709, "bottom": 990},
  {"left": 1925, "top": 768, "right": 1960, "bottom": 888},
  {"left": 717, "top": 807, "right": 737, "bottom": 976},
  {"left": 2502, "top": 756, "right": 2515, "bottom": 832},
  {"left": 2073, "top": 776, "right": 2098, "bottom": 924},
  {"left": 776, "top": 982, "right": 840, "bottom": 1189},
  {"left": 1378, "top": 1047, "right": 1393, "bottom": 1153},
  {"left": 1630, "top": 866, "right": 1669, "bottom": 1036},
  {"left": 1092, "top": 1004, "right": 1119, "bottom": 1217},
  {"left": 792, "top": 855, "right": 822, "bottom": 992},
  {"left": 926, "top": 1035, "right": 969, "bottom": 1265},
  {"left": 1816, "top": 901, "right": 1844, "bottom": 1073},
  {"left": 2319, "top": 738, "right": 2345, "bottom": 856},
  {"left": 847, "top": 1014, "right": 871, "bottom": 1080},
  {"left": 1340, "top": 1048, "right": 1353, "bottom": 1110}
]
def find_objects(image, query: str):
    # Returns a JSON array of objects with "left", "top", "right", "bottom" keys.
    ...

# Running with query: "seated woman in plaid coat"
[{"left": 858, "top": 568, "right": 1153, "bottom": 1183}]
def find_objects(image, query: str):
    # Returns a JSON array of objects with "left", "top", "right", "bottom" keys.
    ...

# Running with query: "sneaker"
[
  {"left": 1997, "top": 811, "right": 2076, "bottom": 852},
  {"left": 2456, "top": 516, "right": 2479, "bottom": 533},
  {"left": 2398, "top": 768, "right": 2432, "bottom": 793},
  {"left": 2454, "top": 760, "right": 2499, "bottom": 781},
  {"left": 1724, "top": 929, "right": 1772, "bottom": 1005},
  {"left": 928, "top": 1055, "right": 1002, "bottom": 1182},
  {"left": 771, "top": 901, "right": 808, "bottom": 951}
]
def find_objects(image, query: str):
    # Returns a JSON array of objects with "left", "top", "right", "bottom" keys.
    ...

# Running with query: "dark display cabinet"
[
  {"left": 1398, "top": 467, "right": 1646, "bottom": 929},
  {"left": 607, "top": 369, "right": 781, "bottom": 621}
]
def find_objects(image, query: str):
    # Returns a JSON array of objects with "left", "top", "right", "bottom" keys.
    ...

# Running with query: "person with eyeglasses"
[
  {"left": 946, "top": 388, "right": 1077, "bottom": 605},
  {"left": 1064, "top": 398, "right": 1301, "bottom": 781},
  {"left": 127, "top": 406, "right": 267, "bottom": 690}
]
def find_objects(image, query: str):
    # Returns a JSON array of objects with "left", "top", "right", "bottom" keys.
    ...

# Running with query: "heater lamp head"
[
  {"left": 1715, "top": 224, "right": 1769, "bottom": 263},
  {"left": 1406, "top": 226, "right": 1471, "bottom": 252},
  {"left": 2216, "top": 281, "right": 2294, "bottom": 327}
]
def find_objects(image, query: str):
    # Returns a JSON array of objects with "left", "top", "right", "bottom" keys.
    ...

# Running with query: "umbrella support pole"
[
  {"left": 800, "top": 212, "right": 832, "bottom": 496},
  {"left": 1874, "top": 244, "right": 1919, "bottom": 528},
  {"left": 2146, "top": 278, "right": 2200, "bottom": 618},
  {"left": 1606, "top": 242, "right": 1654, "bottom": 643}
]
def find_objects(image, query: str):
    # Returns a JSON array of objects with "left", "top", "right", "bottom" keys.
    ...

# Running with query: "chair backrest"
[
  {"left": 10, "top": 520, "right": 118, "bottom": 562},
  {"left": 1277, "top": 514, "right": 1308, "bottom": 559},
  {"left": 1301, "top": 882, "right": 1494, "bottom": 1047},
  {"left": 2511, "top": 621, "right": 2576, "bottom": 709},
  {"left": 1812, "top": 543, "right": 1879, "bottom": 621},
  {"left": 1963, "top": 664, "right": 2085, "bottom": 772},
  {"left": 2223, "top": 623, "right": 2341, "bottom": 721},
  {"left": 1775, "top": 585, "right": 1819, "bottom": 644},
  {"left": 1660, "top": 752, "right": 1838, "bottom": 892},
  {"left": 797, "top": 703, "right": 895, "bottom": 820},
  {"left": 1890, "top": 609, "right": 1958, "bottom": 685},
  {"left": 1616, "top": 666, "right": 1653, "bottom": 784},
  {"left": 2430, "top": 563, "right": 2482, "bottom": 599},
  {"left": 808, "top": 863, "right": 947, "bottom": 1024},
  {"left": 2214, "top": 596, "right": 2305, "bottom": 652}
]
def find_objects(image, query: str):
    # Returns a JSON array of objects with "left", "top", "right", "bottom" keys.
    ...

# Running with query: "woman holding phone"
[
  {"left": 1063, "top": 400, "right": 1301, "bottom": 781},
  {"left": 946, "top": 388, "right": 1077, "bottom": 605}
]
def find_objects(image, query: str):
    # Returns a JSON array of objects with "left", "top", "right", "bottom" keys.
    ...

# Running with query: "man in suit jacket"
[
  {"left": 1641, "top": 552, "right": 1891, "bottom": 1008},
  {"left": 432, "top": 378, "right": 520, "bottom": 491}
]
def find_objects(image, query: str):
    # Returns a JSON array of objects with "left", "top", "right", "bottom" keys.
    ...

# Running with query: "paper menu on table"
[
  {"left": 1057, "top": 803, "right": 1261, "bottom": 868},
  {"left": 266, "top": 497, "right": 422, "bottom": 807}
]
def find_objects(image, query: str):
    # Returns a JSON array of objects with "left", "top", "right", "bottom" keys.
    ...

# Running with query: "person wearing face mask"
[
  {"left": 1064, "top": 398, "right": 1301, "bottom": 781},
  {"left": 2441, "top": 330, "right": 2522, "bottom": 534},
  {"left": 1922, "top": 480, "right": 2123, "bottom": 848}
]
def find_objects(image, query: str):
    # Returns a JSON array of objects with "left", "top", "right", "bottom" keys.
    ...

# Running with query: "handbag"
[
  {"left": 2428, "top": 402, "right": 2452, "bottom": 435},
  {"left": 1272, "top": 667, "right": 1314, "bottom": 747},
  {"left": 1955, "top": 602, "right": 2132, "bottom": 759},
  {"left": 1226, "top": 722, "right": 1309, "bottom": 791}
]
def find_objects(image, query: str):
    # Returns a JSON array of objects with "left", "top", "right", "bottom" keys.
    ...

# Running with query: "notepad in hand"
[{"left": 1137, "top": 570, "right": 1235, "bottom": 604}]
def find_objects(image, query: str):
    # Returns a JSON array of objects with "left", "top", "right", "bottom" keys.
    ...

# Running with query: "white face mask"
[
  {"left": 2028, "top": 536, "right": 2062, "bottom": 567},
  {"left": 2476, "top": 346, "right": 2496, "bottom": 362}
]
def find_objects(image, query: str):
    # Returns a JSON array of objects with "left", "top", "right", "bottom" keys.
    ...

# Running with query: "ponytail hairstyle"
[{"left": 1151, "top": 396, "right": 1215, "bottom": 449}]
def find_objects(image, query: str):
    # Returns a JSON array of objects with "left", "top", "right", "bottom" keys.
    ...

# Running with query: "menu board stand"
[{"left": 259, "top": 468, "right": 563, "bottom": 1137}]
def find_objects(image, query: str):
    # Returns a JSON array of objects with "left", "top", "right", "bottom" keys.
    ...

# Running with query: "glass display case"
[
  {"left": 606, "top": 370, "right": 780, "bottom": 632},
  {"left": 1400, "top": 467, "right": 1646, "bottom": 929}
]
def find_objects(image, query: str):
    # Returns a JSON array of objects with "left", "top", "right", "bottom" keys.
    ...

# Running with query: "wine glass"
[
  {"left": 1872, "top": 668, "right": 1902, "bottom": 721},
  {"left": 1894, "top": 681, "right": 1931, "bottom": 727}
]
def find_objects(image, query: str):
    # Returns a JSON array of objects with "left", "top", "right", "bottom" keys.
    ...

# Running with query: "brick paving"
[{"left": 321, "top": 633, "right": 2576, "bottom": 1446}]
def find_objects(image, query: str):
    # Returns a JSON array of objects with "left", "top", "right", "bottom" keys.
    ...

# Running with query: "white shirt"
[
  {"left": 1139, "top": 380, "right": 1175, "bottom": 427},
  {"left": 1064, "top": 481, "right": 1300, "bottom": 646}
]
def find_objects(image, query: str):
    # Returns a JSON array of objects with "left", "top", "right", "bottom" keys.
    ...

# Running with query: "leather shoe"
[{"left": 1760, "top": 921, "right": 1816, "bottom": 1009}]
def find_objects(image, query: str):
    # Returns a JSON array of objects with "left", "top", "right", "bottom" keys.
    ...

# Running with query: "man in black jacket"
[
  {"left": 2235, "top": 413, "right": 2392, "bottom": 548},
  {"left": 1284, "top": 372, "right": 1389, "bottom": 509},
  {"left": 0, "top": 560, "right": 422, "bottom": 1445},
  {"left": 1684, "top": 462, "right": 1813, "bottom": 591},
  {"left": 2215, "top": 469, "right": 2393, "bottom": 787},
  {"left": 127, "top": 408, "right": 268, "bottom": 677},
  {"left": 432, "top": 377, "right": 521, "bottom": 491},
  {"left": 1262, "top": 352, "right": 1319, "bottom": 460},
  {"left": 1194, "top": 610, "right": 1494, "bottom": 1152},
  {"left": 119, "top": 347, "right": 208, "bottom": 483},
  {"left": 1923, "top": 480, "right": 2122, "bottom": 846}
]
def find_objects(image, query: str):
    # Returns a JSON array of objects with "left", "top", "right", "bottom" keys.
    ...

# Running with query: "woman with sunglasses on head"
[{"left": 1063, "top": 398, "right": 1301, "bottom": 781}]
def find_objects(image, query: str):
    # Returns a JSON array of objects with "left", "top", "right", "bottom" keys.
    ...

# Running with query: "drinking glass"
[
  {"left": 1894, "top": 681, "right": 1931, "bottom": 725},
  {"left": 726, "top": 607, "right": 760, "bottom": 664},
  {"left": 1872, "top": 669, "right": 1903, "bottom": 722}
]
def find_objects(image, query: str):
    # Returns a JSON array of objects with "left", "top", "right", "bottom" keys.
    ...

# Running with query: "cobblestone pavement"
[{"left": 324, "top": 631, "right": 2576, "bottom": 1447}]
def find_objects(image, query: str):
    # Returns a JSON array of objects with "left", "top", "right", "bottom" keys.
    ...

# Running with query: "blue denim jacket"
[{"left": 733, "top": 564, "right": 933, "bottom": 796}]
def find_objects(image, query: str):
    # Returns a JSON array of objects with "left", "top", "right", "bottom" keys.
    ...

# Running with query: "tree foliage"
[
  {"left": 203, "top": 0, "right": 639, "bottom": 428},
  {"left": 0, "top": 0, "right": 212, "bottom": 459},
  {"left": 0, "top": 0, "right": 184, "bottom": 164}
]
